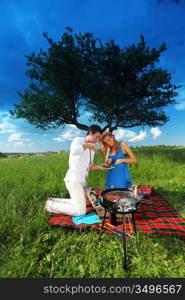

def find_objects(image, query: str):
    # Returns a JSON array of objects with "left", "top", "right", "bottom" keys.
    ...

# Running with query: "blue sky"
[{"left": 0, "top": 0, "right": 185, "bottom": 152}]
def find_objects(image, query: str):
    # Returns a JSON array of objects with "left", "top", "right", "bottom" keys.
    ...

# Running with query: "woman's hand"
[
  {"left": 105, "top": 158, "right": 112, "bottom": 165},
  {"left": 115, "top": 159, "right": 124, "bottom": 165}
]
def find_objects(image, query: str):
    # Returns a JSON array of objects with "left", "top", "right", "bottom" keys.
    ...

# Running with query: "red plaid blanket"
[{"left": 48, "top": 186, "right": 185, "bottom": 237}]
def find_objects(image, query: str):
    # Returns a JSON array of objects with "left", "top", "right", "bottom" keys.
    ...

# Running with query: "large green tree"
[{"left": 10, "top": 27, "right": 179, "bottom": 131}]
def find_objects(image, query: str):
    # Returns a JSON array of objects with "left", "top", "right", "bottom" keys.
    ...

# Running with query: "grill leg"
[
  {"left": 99, "top": 210, "right": 107, "bottom": 241},
  {"left": 122, "top": 215, "right": 127, "bottom": 270},
  {"left": 132, "top": 213, "right": 137, "bottom": 234},
  {"left": 110, "top": 212, "right": 117, "bottom": 226}
]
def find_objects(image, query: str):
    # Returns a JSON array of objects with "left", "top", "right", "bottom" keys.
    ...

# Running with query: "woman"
[{"left": 100, "top": 131, "right": 137, "bottom": 189}]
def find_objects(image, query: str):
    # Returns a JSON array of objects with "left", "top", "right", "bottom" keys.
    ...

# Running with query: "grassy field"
[{"left": 0, "top": 146, "right": 185, "bottom": 278}]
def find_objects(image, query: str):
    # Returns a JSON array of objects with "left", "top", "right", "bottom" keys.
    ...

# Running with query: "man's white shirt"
[{"left": 64, "top": 137, "right": 95, "bottom": 184}]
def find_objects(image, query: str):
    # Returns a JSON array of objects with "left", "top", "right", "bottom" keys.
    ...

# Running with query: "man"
[{"left": 45, "top": 124, "right": 104, "bottom": 216}]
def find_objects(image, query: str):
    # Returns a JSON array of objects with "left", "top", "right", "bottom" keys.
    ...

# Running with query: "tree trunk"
[
  {"left": 73, "top": 121, "right": 89, "bottom": 131},
  {"left": 109, "top": 125, "right": 118, "bottom": 132}
]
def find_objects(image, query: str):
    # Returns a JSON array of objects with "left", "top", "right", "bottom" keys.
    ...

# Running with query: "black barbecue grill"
[
  {"left": 99, "top": 188, "right": 140, "bottom": 269},
  {"left": 100, "top": 188, "right": 139, "bottom": 212}
]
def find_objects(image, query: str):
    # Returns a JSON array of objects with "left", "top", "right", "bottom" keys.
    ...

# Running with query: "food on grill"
[
  {"left": 100, "top": 188, "right": 139, "bottom": 213},
  {"left": 106, "top": 192, "right": 128, "bottom": 200}
]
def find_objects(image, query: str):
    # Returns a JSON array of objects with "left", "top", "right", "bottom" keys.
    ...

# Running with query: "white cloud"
[
  {"left": 129, "top": 131, "right": 147, "bottom": 142},
  {"left": 14, "top": 141, "right": 24, "bottom": 147},
  {"left": 53, "top": 137, "right": 63, "bottom": 142},
  {"left": 113, "top": 128, "right": 147, "bottom": 142},
  {"left": 114, "top": 127, "right": 162, "bottom": 142},
  {"left": 0, "top": 111, "right": 48, "bottom": 135},
  {"left": 0, "top": 115, "right": 18, "bottom": 133},
  {"left": 8, "top": 132, "right": 32, "bottom": 149},
  {"left": 114, "top": 129, "right": 135, "bottom": 140},
  {"left": 53, "top": 126, "right": 83, "bottom": 143},
  {"left": 8, "top": 132, "right": 23, "bottom": 142},
  {"left": 150, "top": 127, "right": 162, "bottom": 140}
]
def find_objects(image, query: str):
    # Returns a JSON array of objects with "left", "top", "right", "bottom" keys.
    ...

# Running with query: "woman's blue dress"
[{"left": 106, "top": 144, "right": 132, "bottom": 189}]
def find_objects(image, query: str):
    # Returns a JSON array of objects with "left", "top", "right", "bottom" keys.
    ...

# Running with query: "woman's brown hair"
[{"left": 100, "top": 131, "right": 120, "bottom": 155}]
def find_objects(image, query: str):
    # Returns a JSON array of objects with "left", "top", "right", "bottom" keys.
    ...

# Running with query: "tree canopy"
[{"left": 10, "top": 27, "right": 179, "bottom": 132}]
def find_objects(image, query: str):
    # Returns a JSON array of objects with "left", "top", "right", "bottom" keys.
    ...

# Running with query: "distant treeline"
[
  {"left": 0, "top": 151, "right": 61, "bottom": 158},
  {"left": 131, "top": 145, "right": 185, "bottom": 150},
  {"left": 0, "top": 146, "right": 184, "bottom": 159}
]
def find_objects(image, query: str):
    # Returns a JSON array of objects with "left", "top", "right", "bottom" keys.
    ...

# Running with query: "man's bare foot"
[
  {"left": 43, "top": 200, "right": 48, "bottom": 213},
  {"left": 44, "top": 198, "right": 51, "bottom": 213},
  {"left": 44, "top": 197, "right": 56, "bottom": 213}
]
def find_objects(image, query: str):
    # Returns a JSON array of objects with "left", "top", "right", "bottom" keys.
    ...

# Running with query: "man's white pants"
[{"left": 46, "top": 180, "right": 87, "bottom": 216}]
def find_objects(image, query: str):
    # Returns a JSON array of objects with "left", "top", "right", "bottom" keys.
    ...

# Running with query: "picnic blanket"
[{"left": 48, "top": 185, "right": 185, "bottom": 237}]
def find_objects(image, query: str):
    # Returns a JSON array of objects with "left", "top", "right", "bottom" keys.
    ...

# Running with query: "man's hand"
[
  {"left": 83, "top": 143, "right": 98, "bottom": 152},
  {"left": 89, "top": 164, "right": 105, "bottom": 170},
  {"left": 98, "top": 164, "right": 107, "bottom": 170}
]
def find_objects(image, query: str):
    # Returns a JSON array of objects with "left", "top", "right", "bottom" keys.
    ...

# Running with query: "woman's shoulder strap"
[{"left": 120, "top": 142, "right": 127, "bottom": 154}]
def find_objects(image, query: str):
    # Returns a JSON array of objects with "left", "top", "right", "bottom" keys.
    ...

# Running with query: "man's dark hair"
[{"left": 87, "top": 124, "right": 103, "bottom": 135}]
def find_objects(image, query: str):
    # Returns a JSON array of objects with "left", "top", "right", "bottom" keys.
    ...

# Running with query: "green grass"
[{"left": 0, "top": 147, "right": 185, "bottom": 278}]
